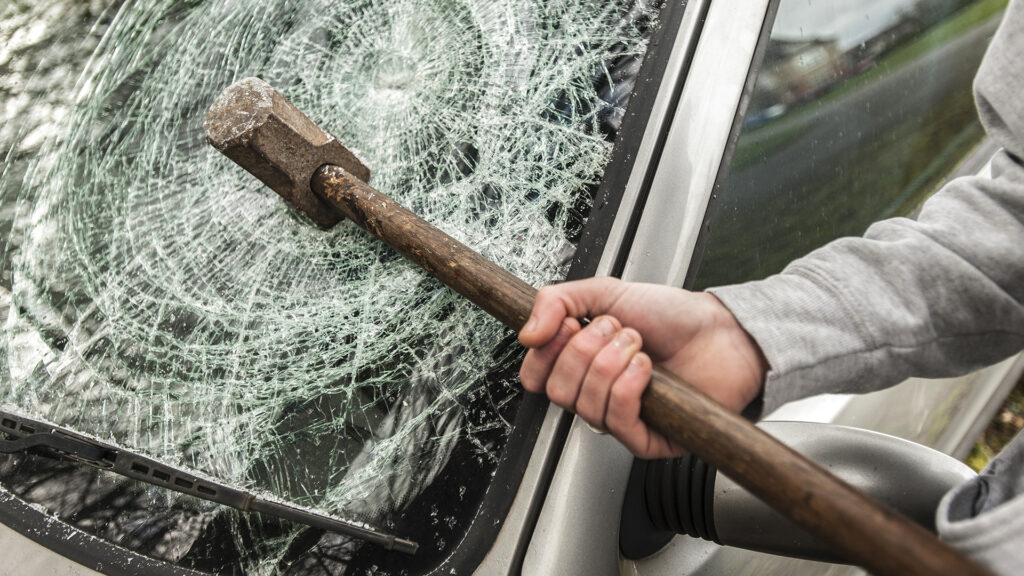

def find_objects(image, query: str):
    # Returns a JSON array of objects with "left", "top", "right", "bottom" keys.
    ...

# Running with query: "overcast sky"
[{"left": 772, "top": 0, "right": 920, "bottom": 49}]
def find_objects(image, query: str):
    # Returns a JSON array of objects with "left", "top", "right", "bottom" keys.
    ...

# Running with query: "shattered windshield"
[{"left": 1, "top": 0, "right": 656, "bottom": 573}]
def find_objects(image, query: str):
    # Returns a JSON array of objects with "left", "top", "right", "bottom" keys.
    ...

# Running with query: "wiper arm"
[{"left": 0, "top": 408, "right": 418, "bottom": 555}]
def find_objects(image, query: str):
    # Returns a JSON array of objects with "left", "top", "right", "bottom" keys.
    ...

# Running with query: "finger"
[
  {"left": 604, "top": 352, "right": 682, "bottom": 458},
  {"left": 545, "top": 315, "right": 620, "bottom": 409},
  {"left": 518, "top": 278, "right": 625, "bottom": 348},
  {"left": 519, "top": 318, "right": 581, "bottom": 394},
  {"left": 575, "top": 328, "right": 642, "bottom": 431}
]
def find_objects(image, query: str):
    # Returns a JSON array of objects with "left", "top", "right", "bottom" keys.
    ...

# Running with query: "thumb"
[{"left": 518, "top": 277, "right": 625, "bottom": 348}]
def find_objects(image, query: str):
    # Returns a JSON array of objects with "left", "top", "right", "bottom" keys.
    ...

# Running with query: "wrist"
[{"left": 703, "top": 292, "right": 768, "bottom": 406}]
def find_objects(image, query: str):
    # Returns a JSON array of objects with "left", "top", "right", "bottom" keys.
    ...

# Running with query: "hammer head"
[{"left": 204, "top": 77, "right": 370, "bottom": 228}]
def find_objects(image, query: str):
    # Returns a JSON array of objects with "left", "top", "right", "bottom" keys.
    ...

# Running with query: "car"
[{"left": 0, "top": 0, "right": 1020, "bottom": 575}]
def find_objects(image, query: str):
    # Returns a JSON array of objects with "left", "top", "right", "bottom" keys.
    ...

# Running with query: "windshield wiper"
[{"left": 0, "top": 408, "right": 418, "bottom": 555}]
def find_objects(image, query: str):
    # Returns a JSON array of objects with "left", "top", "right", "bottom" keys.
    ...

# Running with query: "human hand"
[{"left": 518, "top": 277, "right": 767, "bottom": 459}]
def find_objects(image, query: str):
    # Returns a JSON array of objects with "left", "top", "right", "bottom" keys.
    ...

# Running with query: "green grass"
[
  {"left": 879, "top": 0, "right": 1008, "bottom": 73},
  {"left": 731, "top": 0, "right": 1007, "bottom": 170},
  {"left": 692, "top": 0, "right": 1007, "bottom": 289},
  {"left": 730, "top": 115, "right": 810, "bottom": 169},
  {"left": 808, "top": 0, "right": 1007, "bottom": 108},
  {"left": 694, "top": 85, "right": 983, "bottom": 289},
  {"left": 967, "top": 375, "right": 1024, "bottom": 471}
]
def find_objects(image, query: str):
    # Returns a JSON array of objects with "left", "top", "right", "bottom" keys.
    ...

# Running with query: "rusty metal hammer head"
[{"left": 204, "top": 77, "right": 370, "bottom": 228}]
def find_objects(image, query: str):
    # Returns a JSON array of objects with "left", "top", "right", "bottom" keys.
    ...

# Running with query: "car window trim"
[
  {"left": 682, "top": 0, "right": 781, "bottom": 289},
  {"left": 617, "top": 0, "right": 776, "bottom": 288}
]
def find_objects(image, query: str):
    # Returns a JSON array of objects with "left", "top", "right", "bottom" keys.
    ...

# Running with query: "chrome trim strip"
[
  {"left": 621, "top": 0, "right": 771, "bottom": 286},
  {"left": 595, "top": 0, "right": 712, "bottom": 277},
  {"left": 474, "top": 403, "right": 569, "bottom": 576},
  {"left": 480, "top": 3, "right": 718, "bottom": 573},
  {"left": 521, "top": 2, "right": 773, "bottom": 574}
]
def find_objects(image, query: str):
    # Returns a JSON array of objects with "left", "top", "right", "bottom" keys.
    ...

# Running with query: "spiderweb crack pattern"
[{"left": 1, "top": 0, "right": 654, "bottom": 570}]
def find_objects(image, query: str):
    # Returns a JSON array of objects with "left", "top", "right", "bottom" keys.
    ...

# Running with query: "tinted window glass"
[
  {"left": 0, "top": 0, "right": 658, "bottom": 574},
  {"left": 691, "top": 0, "right": 1006, "bottom": 289}
]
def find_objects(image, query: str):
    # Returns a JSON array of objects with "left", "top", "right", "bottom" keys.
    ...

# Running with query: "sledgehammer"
[{"left": 205, "top": 77, "right": 991, "bottom": 576}]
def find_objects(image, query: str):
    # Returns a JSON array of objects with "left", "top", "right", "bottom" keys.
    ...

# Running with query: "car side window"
[{"left": 690, "top": 0, "right": 1007, "bottom": 289}]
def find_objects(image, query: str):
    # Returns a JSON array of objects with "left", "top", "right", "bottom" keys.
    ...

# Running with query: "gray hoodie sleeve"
[{"left": 708, "top": 1, "right": 1024, "bottom": 415}]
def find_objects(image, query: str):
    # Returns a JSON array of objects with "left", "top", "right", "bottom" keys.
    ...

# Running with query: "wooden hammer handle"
[
  {"left": 313, "top": 165, "right": 537, "bottom": 329},
  {"left": 313, "top": 164, "right": 990, "bottom": 576}
]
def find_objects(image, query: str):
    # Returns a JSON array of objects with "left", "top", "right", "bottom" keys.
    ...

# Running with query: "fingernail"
[
  {"left": 593, "top": 316, "right": 616, "bottom": 337},
  {"left": 523, "top": 316, "right": 537, "bottom": 333},
  {"left": 628, "top": 353, "right": 648, "bottom": 371},
  {"left": 612, "top": 330, "right": 636, "bottom": 349},
  {"left": 555, "top": 319, "right": 575, "bottom": 341}
]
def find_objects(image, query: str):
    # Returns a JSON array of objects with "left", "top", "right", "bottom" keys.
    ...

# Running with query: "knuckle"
[
  {"left": 535, "top": 285, "right": 559, "bottom": 306},
  {"left": 562, "top": 333, "right": 597, "bottom": 361},
  {"left": 588, "top": 364, "right": 617, "bottom": 386},
  {"left": 589, "top": 351, "right": 624, "bottom": 381},
  {"left": 518, "top": 352, "right": 547, "bottom": 393},
  {"left": 517, "top": 364, "right": 529, "bottom": 383},
  {"left": 547, "top": 384, "right": 577, "bottom": 409},
  {"left": 609, "top": 376, "right": 640, "bottom": 405},
  {"left": 559, "top": 317, "right": 582, "bottom": 339},
  {"left": 518, "top": 370, "right": 541, "bottom": 393},
  {"left": 604, "top": 415, "right": 625, "bottom": 435},
  {"left": 574, "top": 389, "right": 602, "bottom": 419},
  {"left": 574, "top": 400, "right": 597, "bottom": 422}
]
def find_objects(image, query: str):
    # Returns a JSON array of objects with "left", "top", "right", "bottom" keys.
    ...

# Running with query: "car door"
[
  {"left": 1, "top": 1, "right": 1020, "bottom": 575},
  {"left": 520, "top": 0, "right": 1020, "bottom": 574}
]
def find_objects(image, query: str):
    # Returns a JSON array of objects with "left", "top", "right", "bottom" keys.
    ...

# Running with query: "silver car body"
[{"left": 1, "top": 1, "right": 1021, "bottom": 575}]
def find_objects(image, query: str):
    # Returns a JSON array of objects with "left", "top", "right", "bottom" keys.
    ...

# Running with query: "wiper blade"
[{"left": 0, "top": 408, "right": 418, "bottom": 555}]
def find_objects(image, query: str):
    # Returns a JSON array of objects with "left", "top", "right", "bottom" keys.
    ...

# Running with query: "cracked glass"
[{"left": 0, "top": 0, "right": 657, "bottom": 573}]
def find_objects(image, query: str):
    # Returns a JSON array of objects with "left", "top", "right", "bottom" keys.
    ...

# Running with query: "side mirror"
[{"left": 620, "top": 421, "right": 975, "bottom": 562}]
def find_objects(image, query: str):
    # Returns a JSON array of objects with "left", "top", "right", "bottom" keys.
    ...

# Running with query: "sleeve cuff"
[{"left": 707, "top": 265, "right": 877, "bottom": 414}]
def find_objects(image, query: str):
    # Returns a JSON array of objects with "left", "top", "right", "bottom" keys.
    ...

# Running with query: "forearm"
[
  {"left": 710, "top": 151, "right": 1024, "bottom": 414},
  {"left": 708, "top": 4, "right": 1024, "bottom": 414}
]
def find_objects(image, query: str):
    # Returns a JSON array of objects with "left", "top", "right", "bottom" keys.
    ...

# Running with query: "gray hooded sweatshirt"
[{"left": 708, "top": 2, "right": 1024, "bottom": 573}]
